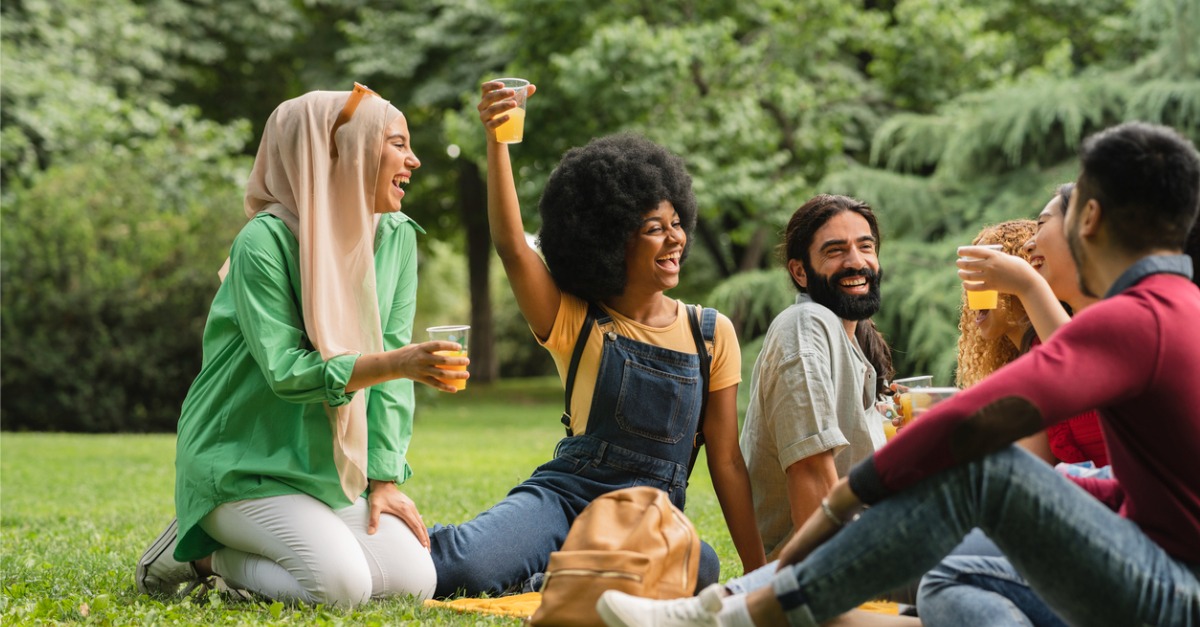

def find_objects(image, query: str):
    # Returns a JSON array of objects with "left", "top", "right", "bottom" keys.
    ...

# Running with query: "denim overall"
[{"left": 429, "top": 304, "right": 720, "bottom": 598}]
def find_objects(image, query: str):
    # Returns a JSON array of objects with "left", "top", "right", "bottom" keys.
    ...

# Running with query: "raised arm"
[{"left": 478, "top": 81, "right": 560, "bottom": 339}]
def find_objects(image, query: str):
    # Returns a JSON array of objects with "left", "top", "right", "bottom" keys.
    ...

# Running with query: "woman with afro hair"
[{"left": 426, "top": 81, "right": 766, "bottom": 598}]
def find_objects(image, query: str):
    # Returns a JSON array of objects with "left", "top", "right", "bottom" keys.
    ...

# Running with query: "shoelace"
[{"left": 180, "top": 576, "right": 214, "bottom": 598}]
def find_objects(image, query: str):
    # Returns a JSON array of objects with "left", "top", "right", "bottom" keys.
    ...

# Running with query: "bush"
[{"left": 1, "top": 147, "right": 247, "bottom": 431}]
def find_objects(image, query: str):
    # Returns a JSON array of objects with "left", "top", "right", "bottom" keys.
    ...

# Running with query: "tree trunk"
[
  {"left": 738, "top": 225, "right": 772, "bottom": 272},
  {"left": 458, "top": 159, "right": 498, "bottom": 383},
  {"left": 694, "top": 216, "right": 734, "bottom": 278}
]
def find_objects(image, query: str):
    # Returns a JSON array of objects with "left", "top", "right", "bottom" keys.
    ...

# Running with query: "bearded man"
[{"left": 739, "top": 194, "right": 895, "bottom": 560}]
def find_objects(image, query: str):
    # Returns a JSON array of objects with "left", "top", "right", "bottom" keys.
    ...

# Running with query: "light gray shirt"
[{"left": 739, "top": 293, "right": 886, "bottom": 557}]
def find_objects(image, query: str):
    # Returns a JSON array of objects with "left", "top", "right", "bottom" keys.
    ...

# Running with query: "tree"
[
  {"left": 821, "top": 0, "right": 1199, "bottom": 382},
  {"left": 1, "top": 0, "right": 252, "bottom": 430}
]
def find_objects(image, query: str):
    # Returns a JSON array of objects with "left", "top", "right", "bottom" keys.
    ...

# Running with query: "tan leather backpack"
[{"left": 529, "top": 486, "right": 700, "bottom": 627}]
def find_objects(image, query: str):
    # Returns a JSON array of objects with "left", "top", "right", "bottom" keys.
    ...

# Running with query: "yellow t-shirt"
[{"left": 539, "top": 292, "right": 741, "bottom": 436}]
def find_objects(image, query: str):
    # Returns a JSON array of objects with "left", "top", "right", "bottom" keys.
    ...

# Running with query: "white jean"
[{"left": 200, "top": 493, "right": 436, "bottom": 607}]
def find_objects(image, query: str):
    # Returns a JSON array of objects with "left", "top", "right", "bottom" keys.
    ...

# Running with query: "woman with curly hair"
[
  {"left": 955, "top": 220, "right": 1038, "bottom": 388},
  {"left": 425, "top": 81, "right": 766, "bottom": 599},
  {"left": 957, "top": 184, "right": 1108, "bottom": 468}
]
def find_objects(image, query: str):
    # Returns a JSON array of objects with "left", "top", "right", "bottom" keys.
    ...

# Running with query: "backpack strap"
[
  {"left": 561, "top": 304, "right": 602, "bottom": 437},
  {"left": 686, "top": 306, "right": 717, "bottom": 478}
]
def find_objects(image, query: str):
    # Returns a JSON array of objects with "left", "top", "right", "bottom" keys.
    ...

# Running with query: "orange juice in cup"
[
  {"left": 907, "top": 387, "right": 959, "bottom": 423},
  {"left": 876, "top": 398, "right": 900, "bottom": 440},
  {"left": 433, "top": 349, "right": 468, "bottom": 390},
  {"left": 892, "top": 376, "right": 932, "bottom": 427},
  {"left": 490, "top": 78, "right": 529, "bottom": 144},
  {"left": 494, "top": 107, "right": 526, "bottom": 144},
  {"left": 427, "top": 325, "right": 470, "bottom": 391},
  {"left": 960, "top": 244, "right": 1005, "bottom": 310}
]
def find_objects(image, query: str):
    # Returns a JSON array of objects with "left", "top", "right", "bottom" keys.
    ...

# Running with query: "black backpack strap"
[
  {"left": 686, "top": 306, "right": 717, "bottom": 478},
  {"left": 561, "top": 304, "right": 601, "bottom": 437}
]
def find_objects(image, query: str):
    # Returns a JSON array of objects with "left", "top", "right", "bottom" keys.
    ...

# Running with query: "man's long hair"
[{"left": 782, "top": 194, "right": 894, "bottom": 396}]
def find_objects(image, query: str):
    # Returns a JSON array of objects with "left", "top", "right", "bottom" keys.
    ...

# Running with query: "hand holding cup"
[
  {"left": 956, "top": 245, "right": 1043, "bottom": 300},
  {"left": 478, "top": 78, "right": 536, "bottom": 144},
  {"left": 958, "top": 244, "right": 1006, "bottom": 310},
  {"left": 426, "top": 325, "right": 471, "bottom": 392}
]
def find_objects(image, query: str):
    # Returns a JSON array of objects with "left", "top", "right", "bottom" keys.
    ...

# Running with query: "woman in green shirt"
[{"left": 133, "top": 84, "right": 467, "bottom": 606}]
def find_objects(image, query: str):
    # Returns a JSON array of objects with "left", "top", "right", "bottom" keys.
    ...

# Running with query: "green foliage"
[
  {"left": 706, "top": 269, "right": 795, "bottom": 340},
  {"left": 0, "top": 382, "right": 745, "bottom": 624},
  {"left": 812, "top": 0, "right": 1200, "bottom": 381},
  {"left": 871, "top": 77, "right": 1128, "bottom": 180},
  {"left": 1, "top": 146, "right": 248, "bottom": 431},
  {"left": 1, "top": 0, "right": 249, "bottom": 186},
  {"left": 863, "top": 0, "right": 1152, "bottom": 112},
  {"left": 1125, "top": 79, "right": 1200, "bottom": 138}
]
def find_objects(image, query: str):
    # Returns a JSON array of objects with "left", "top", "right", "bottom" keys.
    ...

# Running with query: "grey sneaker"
[
  {"left": 135, "top": 519, "right": 204, "bottom": 595},
  {"left": 596, "top": 583, "right": 726, "bottom": 627}
]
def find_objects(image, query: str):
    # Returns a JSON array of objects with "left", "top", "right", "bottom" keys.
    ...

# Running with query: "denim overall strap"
[
  {"left": 574, "top": 302, "right": 707, "bottom": 507},
  {"left": 560, "top": 307, "right": 596, "bottom": 437},
  {"left": 686, "top": 306, "right": 717, "bottom": 477}
]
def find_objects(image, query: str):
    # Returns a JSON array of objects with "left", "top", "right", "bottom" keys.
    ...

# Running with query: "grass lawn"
[{"left": 1, "top": 377, "right": 745, "bottom": 625}]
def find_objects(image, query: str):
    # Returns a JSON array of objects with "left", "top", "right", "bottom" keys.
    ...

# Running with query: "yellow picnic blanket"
[
  {"left": 424, "top": 592, "right": 899, "bottom": 619},
  {"left": 424, "top": 592, "right": 543, "bottom": 618}
]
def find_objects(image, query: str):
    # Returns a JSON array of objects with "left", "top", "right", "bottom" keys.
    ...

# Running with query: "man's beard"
[
  {"left": 805, "top": 265, "right": 882, "bottom": 321},
  {"left": 1066, "top": 224, "right": 1098, "bottom": 298}
]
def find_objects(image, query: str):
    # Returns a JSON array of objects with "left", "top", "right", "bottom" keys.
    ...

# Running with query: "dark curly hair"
[{"left": 537, "top": 133, "right": 698, "bottom": 302}]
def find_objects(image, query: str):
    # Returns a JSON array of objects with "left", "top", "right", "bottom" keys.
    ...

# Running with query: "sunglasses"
[{"left": 329, "top": 82, "right": 380, "bottom": 157}]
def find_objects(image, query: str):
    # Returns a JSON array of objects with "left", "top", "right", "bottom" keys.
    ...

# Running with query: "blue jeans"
[
  {"left": 919, "top": 556, "right": 1068, "bottom": 627},
  {"left": 762, "top": 446, "right": 1200, "bottom": 626},
  {"left": 428, "top": 436, "right": 720, "bottom": 598}
]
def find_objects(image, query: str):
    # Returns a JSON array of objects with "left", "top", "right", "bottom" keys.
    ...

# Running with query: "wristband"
[{"left": 820, "top": 497, "right": 854, "bottom": 528}]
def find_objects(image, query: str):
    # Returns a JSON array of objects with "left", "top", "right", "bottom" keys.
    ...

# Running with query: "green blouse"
[{"left": 173, "top": 212, "right": 423, "bottom": 562}]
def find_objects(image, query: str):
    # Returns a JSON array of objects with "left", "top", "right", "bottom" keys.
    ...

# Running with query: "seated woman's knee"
[{"left": 308, "top": 563, "right": 373, "bottom": 607}]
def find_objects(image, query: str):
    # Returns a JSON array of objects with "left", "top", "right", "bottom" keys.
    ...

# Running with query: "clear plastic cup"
[
  {"left": 427, "top": 325, "right": 470, "bottom": 390},
  {"left": 960, "top": 244, "right": 1005, "bottom": 310},
  {"left": 490, "top": 78, "right": 529, "bottom": 144}
]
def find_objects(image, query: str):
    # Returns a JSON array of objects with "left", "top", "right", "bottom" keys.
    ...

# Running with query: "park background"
[{"left": 2, "top": 0, "right": 1198, "bottom": 624}]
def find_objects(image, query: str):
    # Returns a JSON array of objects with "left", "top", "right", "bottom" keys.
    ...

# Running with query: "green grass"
[{"left": 1, "top": 377, "right": 742, "bottom": 625}]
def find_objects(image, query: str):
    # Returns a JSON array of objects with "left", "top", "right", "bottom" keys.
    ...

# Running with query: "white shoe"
[
  {"left": 596, "top": 584, "right": 726, "bottom": 627},
  {"left": 135, "top": 518, "right": 206, "bottom": 596}
]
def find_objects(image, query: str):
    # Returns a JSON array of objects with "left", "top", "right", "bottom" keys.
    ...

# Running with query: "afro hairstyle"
[{"left": 536, "top": 133, "right": 697, "bottom": 303}]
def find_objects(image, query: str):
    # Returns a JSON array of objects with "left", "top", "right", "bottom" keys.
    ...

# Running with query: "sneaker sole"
[{"left": 135, "top": 518, "right": 178, "bottom": 594}]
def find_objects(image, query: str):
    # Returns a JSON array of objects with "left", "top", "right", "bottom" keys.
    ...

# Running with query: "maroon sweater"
[{"left": 851, "top": 261, "right": 1200, "bottom": 564}]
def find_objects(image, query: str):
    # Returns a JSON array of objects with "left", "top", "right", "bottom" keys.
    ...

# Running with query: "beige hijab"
[{"left": 231, "top": 84, "right": 401, "bottom": 502}]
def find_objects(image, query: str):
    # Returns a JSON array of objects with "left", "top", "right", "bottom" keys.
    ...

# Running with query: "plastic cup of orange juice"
[
  {"left": 876, "top": 398, "right": 899, "bottom": 440},
  {"left": 906, "top": 387, "right": 958, "bottom": 422},
  {"left": 490, "top": 78, "right": 529, "bottom": 144},
  {"left": 892, "top": 376, "right": 933, "bottom": 428},
  {"left": 427, "top": 325, "right": 470, "bottom": 390},
  {"left": 960, "top": 244, "right": 1005, "bottom": 310}
]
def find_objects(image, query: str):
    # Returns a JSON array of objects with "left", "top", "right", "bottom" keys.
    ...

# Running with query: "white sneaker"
[
  {"left": 596, "top": 584, "right": 726, "bottom": 627},
  {"left": 135, "top": 518, "right": 205, "bottom": 595}
]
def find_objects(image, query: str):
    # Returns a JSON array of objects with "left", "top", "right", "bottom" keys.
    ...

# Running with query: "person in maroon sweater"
[{"left": 596, "top": 121, "right": 1200, "bottom": 627}]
